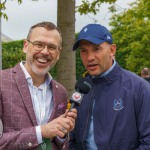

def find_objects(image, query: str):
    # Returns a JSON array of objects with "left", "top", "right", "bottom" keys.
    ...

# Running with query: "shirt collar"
[{"left": 101, "top": 59, "right": 116, "bottom": 77}]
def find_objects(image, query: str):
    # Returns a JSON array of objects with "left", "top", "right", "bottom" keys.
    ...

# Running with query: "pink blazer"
[{"left": 0, "top": 63, "right": 68, "bottom": 150}]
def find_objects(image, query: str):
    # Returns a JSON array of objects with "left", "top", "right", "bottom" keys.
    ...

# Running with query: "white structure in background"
[{"left": 1, "top": 33, "right": 12, "bottom": 42}]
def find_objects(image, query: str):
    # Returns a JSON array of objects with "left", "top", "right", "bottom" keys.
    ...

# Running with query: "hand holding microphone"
[
  {"left": 69, "top": 77, "right": 92, "bottom": 111},
  {"left": 41, "top": 77, "right": 92, "bottom": 139}
]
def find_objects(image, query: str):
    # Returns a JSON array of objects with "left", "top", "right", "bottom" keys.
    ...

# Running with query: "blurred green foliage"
[
  {"left": 110, "top": 0, "right": 150, "bottom": 75},
  {"left": 2, "top": 40, "right": 25, "bottom": 69}
]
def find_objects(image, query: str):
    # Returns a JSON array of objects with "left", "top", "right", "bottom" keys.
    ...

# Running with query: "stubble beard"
[
  {"left": 26, "top": 54, "right": 49, "bottom": 76},
  {"left": 29, "top": 58, "right": 58, "bottom": 77}
]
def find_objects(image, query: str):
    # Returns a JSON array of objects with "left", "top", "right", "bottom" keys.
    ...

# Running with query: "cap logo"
[
  {"left": 84, "top": 28, "right": 88, "bottom": 32},
  {"left": 107, "top": 35, "right": 111, "bottom": 40}
]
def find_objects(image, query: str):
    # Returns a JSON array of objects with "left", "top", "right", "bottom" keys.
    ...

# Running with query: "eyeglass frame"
[{"left": 27, "top": 40, "right": 61, "bottom": 52}]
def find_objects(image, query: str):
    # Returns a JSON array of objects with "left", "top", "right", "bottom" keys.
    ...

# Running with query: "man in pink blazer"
[{"left": 0, "top": 21, "right": 77, "bottom": 150}]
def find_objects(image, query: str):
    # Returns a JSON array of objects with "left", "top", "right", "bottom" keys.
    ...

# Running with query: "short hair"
[
  {"left": 27, "top": 21, "right": 62, "bottom": 46},
  {"left": 141, "top": 68, "right": 150, "bottom": 76}
]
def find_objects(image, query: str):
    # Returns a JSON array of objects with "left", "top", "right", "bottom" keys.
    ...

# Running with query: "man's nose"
[
  {"left": 41, "top": 45, "right": 49, "bottom": 53},
  {"left": 87, "top": 52, "right": 95, "bottom": 61}
]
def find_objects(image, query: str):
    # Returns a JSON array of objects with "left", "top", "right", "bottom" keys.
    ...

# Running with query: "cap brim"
[{"left": 73, "top": 36, "right": 105, "bottom": 50}]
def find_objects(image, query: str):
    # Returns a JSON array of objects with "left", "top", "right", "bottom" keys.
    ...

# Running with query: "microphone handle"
[{"left": 68, "top": 102, "right": 76, "bottom": 112}]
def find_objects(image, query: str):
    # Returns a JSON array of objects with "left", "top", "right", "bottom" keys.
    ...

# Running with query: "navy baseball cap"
[{"left": 73, "top": 24, "right": 113, "bottom": 50}]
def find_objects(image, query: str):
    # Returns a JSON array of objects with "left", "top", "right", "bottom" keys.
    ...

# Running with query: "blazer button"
[{"left": 28, "top": 142, "right": 32, "bottom": 147}]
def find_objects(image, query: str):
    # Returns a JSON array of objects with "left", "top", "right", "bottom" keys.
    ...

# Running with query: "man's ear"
[
  {"left": 56, "top": 48, "right": 62, "bottom": 60},
  {"left": 23, "top": 40, "right": 28, "bottom": 54},
  {"left": 110, "top": 44, "right": 116, "bottom": 57}
]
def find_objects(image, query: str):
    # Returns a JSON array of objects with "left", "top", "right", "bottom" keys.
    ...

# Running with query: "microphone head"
[{"left": 75, "top": 77, "right": 92, "bottom": 94}]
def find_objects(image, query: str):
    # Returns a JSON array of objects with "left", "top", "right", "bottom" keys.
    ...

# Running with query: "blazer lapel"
[
  {"left": 49, "top": 80, "right": 59, "bottom": 121},
  {"left": 49, "top": 80, "right": 67, "bottom": 122},
  {"left": 13, "top": 64, "right": 37, "bottom": 126}
]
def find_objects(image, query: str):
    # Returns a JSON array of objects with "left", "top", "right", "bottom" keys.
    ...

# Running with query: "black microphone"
[{"left": 69, "top": 77, "right": 92, "bottom": 111}]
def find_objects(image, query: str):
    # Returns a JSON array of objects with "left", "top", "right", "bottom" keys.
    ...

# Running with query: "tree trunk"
[{"left": 57, "top": 0, "right": 76, "bottom": 97}]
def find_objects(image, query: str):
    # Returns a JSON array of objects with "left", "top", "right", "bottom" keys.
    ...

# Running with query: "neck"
[{"left": 32, "top": 75, "right": 46, "bottom": 87}]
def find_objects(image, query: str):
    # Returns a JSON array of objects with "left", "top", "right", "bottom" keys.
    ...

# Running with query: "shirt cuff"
[{"left": 35, "top": 126, "right": 43, "bottom": 144}]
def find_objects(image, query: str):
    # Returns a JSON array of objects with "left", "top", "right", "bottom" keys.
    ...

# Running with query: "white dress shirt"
[{"left": 20, "top": 62, "right": 53, "bottom": 144}]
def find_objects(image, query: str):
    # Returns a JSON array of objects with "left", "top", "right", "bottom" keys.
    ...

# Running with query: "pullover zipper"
[{"left": 82, "top": 88, "right": 95, "bottom": 150}]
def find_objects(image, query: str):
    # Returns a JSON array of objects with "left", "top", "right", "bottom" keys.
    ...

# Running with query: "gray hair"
[{"left": 27, "top": 21, "right": 62, "bottom": 46}]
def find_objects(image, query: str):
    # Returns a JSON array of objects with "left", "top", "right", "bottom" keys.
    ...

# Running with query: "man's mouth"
[
  {"left": 87, "top": 64, "right": 98, "bottom": 70},
  {"left": 88, "top": 64, "right": 97, "bottom": 67},
  {"left": 37, "top": 58, "right": 49, "bottom": 63}
]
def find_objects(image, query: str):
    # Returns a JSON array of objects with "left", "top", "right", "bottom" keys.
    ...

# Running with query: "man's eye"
[
  {"left": 48, "top": 45, "right": 57, "bottom": 50},
  {"left": 35, "top": 43, "right": 43, "bottom": 48},
  {"left": 80, "top": 49, "right": 86, "bottom": 52}
]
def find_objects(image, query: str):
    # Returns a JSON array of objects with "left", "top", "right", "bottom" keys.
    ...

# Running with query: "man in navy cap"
[{"left": 69, "top": 24, "right": 150, "bottom": 150}]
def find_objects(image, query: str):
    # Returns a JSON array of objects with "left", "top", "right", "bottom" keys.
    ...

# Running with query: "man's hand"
[{"left": 41, "top": 108, "right": 77, "bottom": 139}]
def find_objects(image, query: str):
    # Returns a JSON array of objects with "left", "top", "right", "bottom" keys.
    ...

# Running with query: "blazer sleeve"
[
  {"left": 0, "top": 126, "right": 39, "bottom": 150},
  {"left": 0, "top": 94, "right": 38, "bottom": 149},
  {"left": 0, "top": 68, "right": 39, "bottom": 149}
]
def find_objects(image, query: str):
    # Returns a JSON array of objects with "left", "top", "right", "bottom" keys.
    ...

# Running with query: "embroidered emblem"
[
  {"left": 84, "top": 28, "right": 88, "bottom": 32},
  {"left": 113, "top": 98, "right": 124, "bottom": 111}
]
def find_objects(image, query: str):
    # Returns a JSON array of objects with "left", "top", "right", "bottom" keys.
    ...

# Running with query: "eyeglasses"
[{"left": 27, "top": 40, "right": 60, "bottom": 52}]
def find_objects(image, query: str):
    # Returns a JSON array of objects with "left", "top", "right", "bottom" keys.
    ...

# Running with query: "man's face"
[
  {"left": 23, "top": 27, "right": 61, "bottom": 77},
  {"left": 79, "top": 40, "right": 116, "bottom": 76}
]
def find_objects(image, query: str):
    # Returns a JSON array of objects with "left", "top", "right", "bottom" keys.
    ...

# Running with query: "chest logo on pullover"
[{"left": 113, "top": 98, "right": 124, "bottom": 111}]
